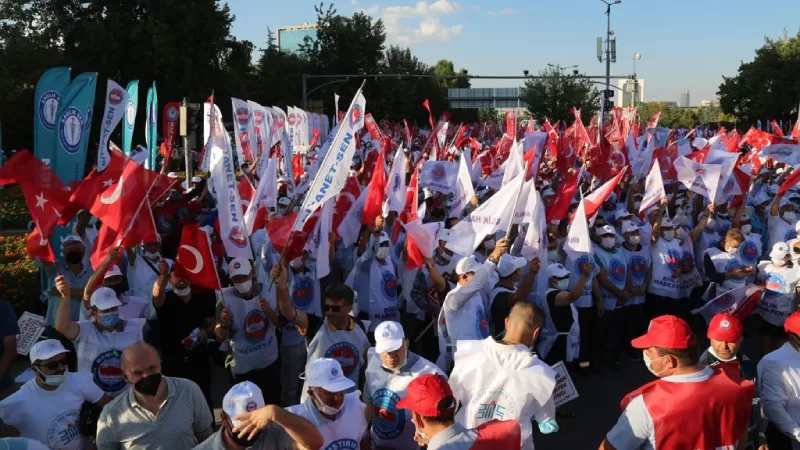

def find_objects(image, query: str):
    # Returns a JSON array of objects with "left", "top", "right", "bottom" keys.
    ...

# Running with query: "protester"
[
  {"left": 450, "top": 302, "right": 557, "bottom": 450},
  {"left": 84, "top": 248, "right": 147, "bottom": 320},
  {"left": 601, "top": 315, "right": 755, "bottom": 449},
  {"left": 619, "top": 222, "right": 650, "bottom": 360},
  {"left": 489, "top": 255, "right": 540, "bottom": 335},
  {"left": 352, "top": 227, "right": 402, "bottom": 333},
  {"left": 96, "top": 342, "right": 214, "bottom": 449},
  {"left": 593, "top": 224, "right": 629, "bottom": 370},
  {"left": 540, "top": 262, "right": 592, "bottom": 366},
  {"left": 0, "top": 300, "right": 18, "bottom": 397},
  {"left": 397, "top": 373, "right": 522, "bottom": 449},
  {"left": 363, "top": 321, "right": 445, "bottom": 449},
  {"left": 757, "top": 242, "right": 800, "bottom": 354},
  {"left": 38, "top": 235, "right": 93, "bottom": 326},
  {"left": 0, "top": 340, "right": 110, "bottom": 449},
  {"left": 647, "top": 210, "right": 684, "bottom": 319},
  {"left": 757, "top": 312, "right": 800, "bottom": 448}
]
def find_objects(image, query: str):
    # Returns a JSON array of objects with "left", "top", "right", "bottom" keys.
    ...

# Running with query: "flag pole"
[{"left": 505, "top": 161, "right": 530, "bottom": 237}]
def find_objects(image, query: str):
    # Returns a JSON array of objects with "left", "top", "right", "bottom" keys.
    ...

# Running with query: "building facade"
[
  {"left": 679, "top": 90, "right": 691, "bottom": 107},
  {"left": 447, "top": 87, "right": 527, "bottom": 114},
  {"left": 276, "top": 24, "right": 317, "bottom": 54},
  {"left": 616, "top": 79, "right": 645, "bottom": 108}
]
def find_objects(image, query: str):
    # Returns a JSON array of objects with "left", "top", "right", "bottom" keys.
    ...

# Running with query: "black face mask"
[
  {"left": 134, "top": 373, "right": 162, "bottom": 396},
  {"left": 107, "top": 280, "right": 129, "bottom": 296},
  {"left": 224, "top": 416, "right": 259, "bottom": 447},
  {"left": 65, "top": 251, "right": 84, "bottom": 265}
]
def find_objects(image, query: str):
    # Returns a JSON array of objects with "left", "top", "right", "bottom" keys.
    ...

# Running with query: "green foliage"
[
  {"left": 718, "top": 30, "right": 800, "bottom": 125},
  {"left": 477, "top": 108, "right": 500, "bottom": 122},
  {"left": 433, "top": 59, "right": 471, "bottom": 90},
  {"left": 636, "top": 102, "right": 738, "bottom": 129},
  {"left": 520, "top": 64, "right": 601, "bottom": 124}
]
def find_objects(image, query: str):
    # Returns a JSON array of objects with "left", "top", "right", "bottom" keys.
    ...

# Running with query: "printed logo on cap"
[
  {"left": 58, "top": 107, "right": 84, "bottom": 154},
  {"left": 372, "top": 388, "right": 405, "bottom": 440},
  {"left": 46, "top": 410, "right": 80, "bottom": 448},
  {"left": 292, "top": 276, "right": 315, "bottom": 310},
  {"left": 323, "top": 438, "right": 359, "bottom": 450},
  {"left": 470, "top": 388, "right": 518, "bottom": 424},
  {"left": 246, "top": 401, "right": 258, "bottom": 412},
  {"left": 628, "top": 255, "right": 648, "bottom": 282},
  {"left": 382, "top": 270, "right": 398, "bottom": 299},
  {"left": 609, "top": 258, "right": 626, "bottom": 285},
  {"left": 39, "top": 91, "right": 61, "bottom": 131},
  {"left": 666, "top": 249, "right": 681, "bottom": 272},
  {"left": 330, "top": 367, "right": 338, "bottom": 377},
  {"left": 243, "top": 310, "right": 267, "bottom": 343},
  {"left": 381, "top": 329, "right": 391, "bottom": 339},
  {"left": 229, "top": 226, "right": 248, "bottom": 248},
  {"left": 91, "top": 349, "right": 125, "bottom": 393},
  {"left": 166, "top": 105, "right": 179, "bottom": 121},
  {"left": 324, "top": 342, "right": 359, "bottom": 376},
  {"left": 720, "top": 319, "right": 731, "bottom": 329},
  {"left": 739, "top": 240, "right": 759, "bottom": 264}
]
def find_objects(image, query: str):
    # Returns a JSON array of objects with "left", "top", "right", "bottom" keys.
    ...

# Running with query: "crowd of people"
[{"left": 1, "top": 113, "right": 800, "bottom": 450}]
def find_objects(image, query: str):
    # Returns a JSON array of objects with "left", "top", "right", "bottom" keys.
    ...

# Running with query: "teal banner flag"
[
  {"left": 145, "top": 82, "right": 158, "bottom": 170},
  {"left": 53, "top": 72, "right": 97, "bottom": 184},
  {"left": 122, "top": 80, "right": 139, "bottom": 156},
  {"left": 33, "top": 67, "right": 71, "bottom": 165}
]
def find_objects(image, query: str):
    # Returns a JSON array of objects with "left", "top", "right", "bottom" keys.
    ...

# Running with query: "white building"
[
  {"left": 679, "top": 90, "right": 691, "bottom": 107},
  {"left": 616, "top": 79, "right": 645, "bottom": 108}
]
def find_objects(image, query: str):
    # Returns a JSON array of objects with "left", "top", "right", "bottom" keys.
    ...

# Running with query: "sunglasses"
[
  {"left": 323, "top": 304, "right": 343, "bottom": 312},
  {"left": 37, "top": 358, "right": 68, "bottom": 371}
]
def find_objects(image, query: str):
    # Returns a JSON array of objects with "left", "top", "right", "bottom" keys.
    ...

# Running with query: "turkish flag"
[
  {"left": 0, "top": 150, "right": 71, "bottom": 240},
  {"left": 147, "top": 173, "right": 181, "bottom": 206},
  {"left": 652, "top": 144, "right": 679, "bottom": 181},
  {"left": 238, "top": 177, "right": 255, "bottom": 211},
  {"left": 266, "top": 211, "right": 318, "bottom": 262},
  {"left": 779, "top": 167, "right": 800, "bottom": 196},
  {"left": 361, "top": 148, "right": 387, "bottom": 226},
  {"left": 401, "top": 167, "right": 425, "bottom": 270},
  {"left": 545, "top": 169, "right": 580, "bottom": 222},
  {"left": 578, "top": 167, "right": 627, "bottom": 223},
  {"left": 292, "top": 153, "right": 304, "bottom": 184},
  {"left": 88, "top": 159, "right": 160, "bottom": 234},
  {"left": 174, "top": 223, "right": 221, "bottom": 290},
  {"left": 90, "top": 203, "right": 158, "bottom": 269},
  {"left": 333, "top": 176, "right": 361, "bottom": 234},
  {"left": 27, "top": 228, "right": 55, "bottom": 262},
  {"left": 64, "top": 145, "right": 129, "bottom": 224}
]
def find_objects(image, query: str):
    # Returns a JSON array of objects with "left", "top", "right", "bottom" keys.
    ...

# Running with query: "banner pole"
[{"left": 505, "top": 161, "right": 530, "bottom": 237}]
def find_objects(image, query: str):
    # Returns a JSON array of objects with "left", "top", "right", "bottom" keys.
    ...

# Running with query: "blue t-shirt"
[{"left": 0, "top": 300, "right": 20, "bottom": 390}]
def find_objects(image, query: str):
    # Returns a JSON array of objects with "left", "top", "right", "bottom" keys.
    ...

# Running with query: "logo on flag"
[
  {"left": 288, "top": 113, "right": 296, "bottom": 125},
  {"left": 350, "top": 104, "right": 364, "bottom": 127},
  {"left": 125, "top": 101, "right": 136, "bottom": 128},
  {"left": 166, "top": 106, "right": 179, "bottom": 121},
  {"left": 228, "top": 226, "right": 248, "bottom": 248},
  {"left": 253, "top": 110, "right": 264, "bottom": 125},
  {"left": 39, "top": 91, "right": 60, "bottom": 131},
  {"left": 58, "top": 107, "right": 84, "bottom": 154},
  {"left": 235, "top": 107, "right": 249, "bottom": 125},
  {"left": 109, "top": 89, "right": 123, "bottom": 105}
]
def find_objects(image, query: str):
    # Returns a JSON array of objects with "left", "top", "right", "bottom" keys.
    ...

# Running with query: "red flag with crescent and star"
[
  {"left": 174, "top": 223, "right": 221, "bottom": 290},
  {"left": 63, "top": 143, "right": 129, "bottom": 224},
  {"left": 88, "top": 158, "right": 161, "bottom": 234}
]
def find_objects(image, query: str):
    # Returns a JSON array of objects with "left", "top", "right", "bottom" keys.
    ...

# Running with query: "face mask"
[
  {"left": 771, "top": 258, "right": 787, "bottom": 267},
  {"left": 234, "top": 280, "right": 253, "bottom": 294},
  {"left": 133, "top": 373, "right": 162, "bottom": 396},
  {"left": 484, "top": 239, "right": 496, "bottom": 250},
  {"left": 144, "top": 250, "right": 160, "bottom": 261},
  {"left": 643, "top": 352, "right": 668, "bottom": 377},
  {"left": 725, "top": 246, "right": 739, "bottom": 255},
  {"left": 602, "top": 237, "right": 616, "bottom": 249},
  {"left": 35, "top": 368, "right": 66, "bottom": 387},
  {"left": 312, "top": 391, "right": 343, "bottom": 416},
  {"left": 556, "top": 279, "right": 570, "bottom": 290},
  {"left": 741, "top": 224, "right": 752, "bottom": 234},
  {"left": 633, "top": 201, "right": 641, "bottom": 211},
  {"left": 547, "top": 250, "right": 558, "bottom": 262},
  {"left": 97, "top": 311, "right": 120, "bottom": 329},
  {"left": 783, "top": 212, "right": 797, "bottom": 223},
  {"left": 627, "top": 235, "right": 640, "bottom": 245},
  {"left": 173, "top": 285, "right": 191, "bottom": 296},
  {"left": 376, "top": 246, "right": 390, "bottom": 260},
  {"left": 662, "top": 230, "right": 674, "bottom": 241},
  {"left": 64, "top": 251, "right": 83, "bottom": 265},
  {"left": 289, "top": 257, "right": 304, "bottom": 269}
]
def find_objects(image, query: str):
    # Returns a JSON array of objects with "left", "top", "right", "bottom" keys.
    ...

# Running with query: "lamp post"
[
  {"left": 632, "top": 52, "right": 641, "bottom": 108},
  {"left": 601, "top": 0, "right": 621, "bottom": 123}
]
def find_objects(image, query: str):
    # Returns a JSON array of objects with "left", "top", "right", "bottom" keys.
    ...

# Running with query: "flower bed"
[
  {"left": 0, "top": 186, "right": 31, "bottom": 230},
  {"left": 0, "top": 234, "right": 41, "bottom": 312}
]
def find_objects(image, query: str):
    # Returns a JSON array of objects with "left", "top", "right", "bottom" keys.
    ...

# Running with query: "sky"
[{"left": 229, "top": 0, "right": 800, "bottom": 106}]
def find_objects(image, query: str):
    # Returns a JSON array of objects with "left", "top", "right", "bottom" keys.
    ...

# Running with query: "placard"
[
  {"left": 16, "top": 312, "right": 46, "bottom": 356},
  {"left": 551, "top": 361, "right": 579, "bottom": 407}
]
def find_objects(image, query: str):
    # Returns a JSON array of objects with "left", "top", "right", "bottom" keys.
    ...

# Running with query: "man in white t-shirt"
[
  {"left": 0, "top": 340, "right": 109, "bottom": 449},
  {"left": 83, "top": 253, "right": 149, "bottom": 321}
]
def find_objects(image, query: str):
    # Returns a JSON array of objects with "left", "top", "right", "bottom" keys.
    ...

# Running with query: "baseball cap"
[
  {"left": 497, "top": 255, "right": 527, "bottom": 277},
  {"left": 278, "top": 197, "right": 291, "bottom": 206},
  {"left": 752, "top": 192, "right": 771, "bottom": 206},
  {"left": 306, "top": 358, "right": 355, "bottom": 393},
  {"left": 740, "top": 214, "right": 752, "bottom": 223},
  {"left": 90, "top": 287, "right": 122, "bottom": 311},
  {"left": 396, "top": 374, "right": 456, "bottom": 417},
  {"left": 378, "top": 232, "right": 390, "bottom": 245},
  {"left": 598, "top": 224, "right": 617, "bottom": 237},
  {"left": 167, "top": 172, "right": 179, "bottom": 178},
  {"left": 780, "top": 197, "right": 795, "bottom": 209},
  {"left": 62, "top": 235, "right": 84, "bottom": 247},
  {"left": 770, "top": 242, "right": 790, "bottom": 260},
  {"left": 374, "top": 321, "right": 405, "bottom": 354},
  {"left": 191, "top": 176, "right": 202, "bottom": 183},
  {"left": 222, "top": 382, "right": 265, "bottom": 427},
  {"left": 660, "top": 218, "right": 675, "bottom": 228},
  {"left": 785, "top": 312, "right": 800, "bottom": 335},
  {"left": 622, "top": 222, "right": 640, "bottom": 234},
  {"left": 546, "top": 263, "right": 570, "bottom": 279},
  {"left": 614, "top": 209, "right": 633, "bottom": 221},
  {"left": 103, "top": 265, "right": 123, "bottom": 279},
  {"left": 455, "top": 256, "right": 482, "bottom": 275},
  {"left": 707, "top": 313, "right": 743, "bottom": 343},
  {"left": 29, "top": 339, "right": 69, "bottom": 364},
  {"left": 436, "top": 229, "right": 452, "bottom": 243},
  {"left": 631, "top": 315, "right": 695, "bottom": 349},
  {"left": 229, "top": 257, "right": 252, "bottom": 278}
]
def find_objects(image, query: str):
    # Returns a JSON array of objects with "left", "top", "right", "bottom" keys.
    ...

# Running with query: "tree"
[
  {"left": 718, "top": 30, "right": 800, "bottom": 125},
  {"left": 520, "top": 64, "right": 601, "bottom": 124},
  {"left": 372, "top": 46, "right": 441, "bottom": 122},
  {"left": 433, "top": 59, "right": 470, "bottom": 90},
  {"left": 250, "top": 29, "right": 311, "bottom": 109}
]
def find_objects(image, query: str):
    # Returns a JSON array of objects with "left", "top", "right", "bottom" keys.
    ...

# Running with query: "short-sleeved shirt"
[
  {"left": 41, "top": 261, "right": 93, "bottom": 326},
  {"left": 96, "top": 376, "right": 213, "bottom": 450},
  {"left": 0, "top": 300, "right": 20, "bottom": 390},
  {"left": 192, "top": 423, "right": 293, "bottom": 450},
  {"left": 546, "top": 290, "right": 573, "bottom": 332}
]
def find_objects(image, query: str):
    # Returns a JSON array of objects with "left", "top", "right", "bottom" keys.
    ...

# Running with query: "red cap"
[
  {"left": 785, "top": 312, "right": 800, "bottom": 335},
  {"left": 631, "top": 315, "right": 695, "bottom": 350},
  {"left": 396, "top": 374, "right": 456, "bottom": 417},
  {"left": 707, "top": 313, "right": 743, "bottom": 342}
]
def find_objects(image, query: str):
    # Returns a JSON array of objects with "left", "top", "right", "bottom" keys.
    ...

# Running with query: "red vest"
[
  {"left": 470, "top": 420, "right": 521, "bottom": 450},
  {"left": 621, "top": 362, "right": 755, "bottom": 450}
]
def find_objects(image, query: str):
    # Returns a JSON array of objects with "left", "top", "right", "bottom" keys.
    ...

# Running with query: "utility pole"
[
  {"left": 600, "top": 0, "right": 621, "bottom": 126},
  {"left": 179, "top": 98, "right": 191, "bottom": 184}
]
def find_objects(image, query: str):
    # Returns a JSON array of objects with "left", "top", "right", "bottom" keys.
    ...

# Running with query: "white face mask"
[
  {"left": 772, "top": 258, "right": 787, "bottom": 267},
  {"left": 662, "top": 230, "right": 675, "bottom": 241},
  {"left": 556, "top": 278, "right": 570, "bottom": 290},
  {"left": 289, "top": 257, "right": 304, "bottom": 269},
  {"left": 783, "top": 211, "right": 797, "bottom": 223},
  {"left": 725, "top": 246, "right": 739, "bottom": 255},
  {"left": 741, "top": 224, "right": 752, "bottom": 234},
  {"left": 675, "top": 227, "right": 686, "bottom": 240},
  {"left": 312, "top": 391, "right": 343, "bottom": 416},
  {"left": 602, "top": 237, "right": 616, "bottom": 249},
  {"left": 173, "top": 285, "right": 191, "bottom": 296},
  {"left": 376, "top": 246, "right": 390, "bottom": 260},
  {"left": 643, "top": 352, "right": 668, "bottom": 377},
  {"left": 144, "top": 250, "right": 160, "bottom": 260},
  {"left": 627, "top": 235, "right": 640, "bottom": 245},
  {"left": 234, "top": 280, "right": 253, "bottom": 294},
  {"left": 633, "top": 201, "right": 641, "bottom": 211}
]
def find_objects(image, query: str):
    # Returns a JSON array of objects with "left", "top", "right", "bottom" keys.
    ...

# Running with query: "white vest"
[
  {"left": 220, "top": 287, "right": 278, "bottom": 375},
  {"left": 450, "top": 338, "right": 557, "bottom": 450},
  {"left": 594, "top": 246, "right": 627, "bottom": 310},
  {"left": 706, "top": 247, "right": 747, "bottom": 291},
  {"left": 76, "top": 319, "right": 145, "bottom": 396},
  {"left": 621, "top": 245, "right": 650, "bottom": 306},
  {"left": 740, "top": 232, "right": 763, "bottom": 267},
  {"left": 757, "top": 262, "right": 800, "bottom": 327},
  {"left": 678, "top": 238, "right": 702, "bottom": 297},
  {"left": 648, "top": 237, "right": 682, "bottom": 298},
  {"left": 364, "top": 349, "right": 443, "bottom": 449},
  {"left": 288, "top": 392, "right": 367, "bottom": 450},
  {"left": 368, "top": 259, "right": 401, "bottom": 331},
  {"left": 540, "top": 288, "right": 580, "bottom": 362},
  {"left": 284, "top": 268, "right": 322, "bottom": 347},
  {"left": 564, "top": 253, "right": 596, "bottom": 308},
  {"left": 695, "top": 230, "right": 721, "bottom": 281},
  {"left": 302, "top": 319, "right": 370, "bottom": 401},
  {"left": 437, "top": 286, "right": 491, "bottom": 370}
]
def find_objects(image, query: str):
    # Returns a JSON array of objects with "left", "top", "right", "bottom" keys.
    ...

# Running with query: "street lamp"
[{"left": 601, "top": 0, "right": 621, "bottom": 124}]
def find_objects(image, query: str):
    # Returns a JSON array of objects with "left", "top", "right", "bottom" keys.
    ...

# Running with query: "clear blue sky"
[{"left": 229, "top": 0, "right": 800, "bottom": 106}]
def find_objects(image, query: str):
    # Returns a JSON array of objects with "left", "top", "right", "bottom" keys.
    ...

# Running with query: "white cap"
[
  {"left": 614, "top": 209, "right": 632, "bottom": 221},
  {"left": 167, "top": 172, "right": 179, "bottom": 178},
  {"left": 753, "top": 191, "right": 771, "bottom": 206},
  {"left": 660, "top": 218, "right": 675, "bottom": 228},
  {"left": 103, "top": 265, "right": 123, "bottom": 279},
  {"left": 770, "top": 242, "right": 790, "bottom": 260},
  {"left": 90, "top": 287, "right": 122, "bottom": 311},
  {"left": 622, "top": 222, "right": 640, "bottom": 234},
  {"left": 278, "top": 197, "right": 291, "bottom": 206},
  {"left": 29, "top": 339, "right": 69, "bottom": 364},
  {"left": 436, "top": 229, "right": 452, "bottom": 243},
  {"left": 374, "top": 321, "right": 405, "bottom": 354},
  {"left": 780, "top": 197, "right": 795, "bottom": 209},
  {"left": 497, "top": 255, "right": 527, "bottom": 277},
  {"left": 378, "top": 232, "right": 390, "bottom": 245},
  {"left": 423, "top": 188, "right": 434, "bottom": 199},
  {"left": 598, "top": 224, "right": 617, "bottom": 237},
  {"left": 740, "top": 214, "right": 752, "bottom": 222},
  {"left": 229, "top": 258, "right": 252, "bottom": 278},
  {"left": 222, "top": 382, "right": 265, "bottom": 427},
  {"left": 306, "top": 358, "right": 355, "bottom": 393},
  {"left": 192, "top": 176, "right": 202, "bottom": 183},
  {"left": 455, "top": 255, "right": 482, "bottom": 275},
  {"left": 546, "top": 263, "right": 570, "bottom": 279},
  {"left": 62, "top": 235, "right": 83, "bottom": 247}
]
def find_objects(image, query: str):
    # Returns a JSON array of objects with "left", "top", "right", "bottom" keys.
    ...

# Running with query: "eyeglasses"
[
  {"left": 37, "top": 358, "right": 68, "bottom": 371},
  {"left": 323, "top": 304, "right": 342, "bottom": 312}
]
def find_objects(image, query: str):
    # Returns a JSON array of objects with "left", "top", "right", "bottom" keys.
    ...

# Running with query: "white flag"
[
  {"left": 640, "top": 159, "right": 665, "bottom": 215},
  {"left": 437, "top": 122, "right": 449, "bottom": 151},
  {"left": 231, "top": 98, "right": 255, "bottom": 167},
  {"left": 248, "top": 101, "right": 271, "bottom": 177},
  {"left": 338, "top": 187, "right": 368, "bottom": 247},
  {"left": 305, "top": 198, "right": 334, "bottom": 279},
  {"left": 403, "top": 219, "right": 442, "bottom": 258},
  {"left": 334, "top": 94, "right": 341, "bottom": 125},
  {"left": 97, "top": 80, "right": 129, "bottom": 171},
  {"left": 522, "top": 186, "right": 546, "bottom": 260},
  {"left": 674, "top": 155, "right": 722, "bottom": 202},
  {"left": 244, "top": 157, "right": 277, "bottom": 235},
  {"left": 446, "top": 175, "right": 524, "bottom": 255},
  {"left": 501, "top": 139, "right": 524, "bottom": 187},
  {"left": 451, "top": 153, "right": 476, "bottom": 217},
  {"left": 512, "top": 180, "right": 533, "bottom": 225},
  {"left": 482, "top": 159, "right": 507, "bottom": 190},
  {"left": 564, "top": 197, "right": 591, "bottom": 262},
  {"left": 706, "top": 149, "right": 741, "bottom": 202},
  {"left": 294, "top": 89, "right": 366, "bottom": 231},
  {"left": 386, "top": 147, "right": 406, "bottom": 213},
  {"left": 419, "top": 161, "right": 459, "bottom": 194},
  {"left": 760, "top": 143, "right": 800, "bottom": 166}
]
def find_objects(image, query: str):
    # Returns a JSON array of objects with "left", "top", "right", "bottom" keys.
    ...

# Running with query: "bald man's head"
[
  {"left": 504, "top": 302, "right": 543, "bottom": 347},
  {"left": 121, "top": 342, "right": 162, "bottom": 387}
]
